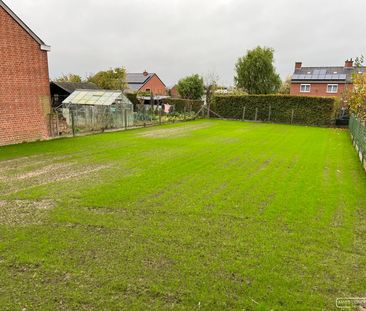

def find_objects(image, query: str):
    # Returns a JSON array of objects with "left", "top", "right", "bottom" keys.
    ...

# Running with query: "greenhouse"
[{"left": 60, "top": 89, "right": 134, "bottom": 133}]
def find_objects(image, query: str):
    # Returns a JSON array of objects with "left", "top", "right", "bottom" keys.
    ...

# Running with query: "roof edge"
[
  {"left": 0, "top": 0, "right": 50, "bottom": 51},
  {"left": 151, "top": 73, "right": 167, "bottom": 88}
]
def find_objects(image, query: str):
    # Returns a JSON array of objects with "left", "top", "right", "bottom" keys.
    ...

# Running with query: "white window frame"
[
  {"left": 300, "top": 84, "right": 311, "bottom": 93},
  {"left": 327, "top": 84, "right": 338, "bottom": 93}
]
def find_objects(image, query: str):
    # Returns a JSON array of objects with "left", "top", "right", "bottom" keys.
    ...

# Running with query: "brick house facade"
[
  {"left": 126, "top": 71, "right": 167, "bottom": 96},
  {"left": 0, "top": 1, "right": 51, "bottom": 146},
  {"left": 290, "top": 60, "right": 366, "bottom": 98},
  {"left": 170, "top": 85, "right": 180, "bottom": 98}
]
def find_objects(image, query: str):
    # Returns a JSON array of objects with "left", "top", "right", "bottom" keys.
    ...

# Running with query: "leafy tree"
[
  {"left": 176, "top": 74, "right": 205, "bottom": 100},
  {"left": 279, "top": 76, "right": 292, "bottom": 94},
  {"left": 349, "top": 56, "right": 366, "bottom": 119},
  {"left": 88, "top": 67, "right": 127, "bottom": 90},
  {"left": 55, "top": 73, "right": 82, "bottom": 83},
  {"left": 234, "top": 46, "right": 281, "bottom": 94}
]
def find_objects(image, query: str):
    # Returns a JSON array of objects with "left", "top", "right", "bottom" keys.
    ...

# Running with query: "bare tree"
[{"left": 204, "top": 72, "right": 220, "bottom": 118}]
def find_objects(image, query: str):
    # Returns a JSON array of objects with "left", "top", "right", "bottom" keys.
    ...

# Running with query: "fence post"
[
  {"left": 71, "top": 110, "right": 75, "bottom": 137},
  {"left": 184, "top": 106, "right": 186, "bottom": 121},
  {"left": 291, "top": 109, "right": 294, "bottom": 124},
  {"left": 124, "top": 109, "right": 128, "bottom": 130},
  {"left": 242, "top": 106, "right": 246, "bottom": 121},
  {"left": 150, "top": 92, "right": 154, "bottom": 124},
  {"left": 159, "top": 104, "right": 162, "bottom": 125},
  {"left": 254, "top": 108, "right": 258, "bottom": 121},
  {"left": 268, "top": 105, "right": 271, "bottom": 122}
]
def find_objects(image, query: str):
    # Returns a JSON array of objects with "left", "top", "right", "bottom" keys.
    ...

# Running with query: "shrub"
[
  {"left": 162, "top": 98, "right": 203, "bottom": 113},
  {"left": 211, "top": 95, "right": 336, "bottom": 126},
  {"left": 126, "top": 93, "right": 140, "bottom": 108}
]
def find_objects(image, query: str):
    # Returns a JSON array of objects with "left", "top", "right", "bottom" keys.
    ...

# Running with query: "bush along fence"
[
  {"left": 349, "top": 115, "right": 366, "bottom": 172},
  {"left": 211, "top": 95, "right": 336, "bottom": 126},
  {"left": 162, "top": 98, "right": 203, "bottom": 114}
]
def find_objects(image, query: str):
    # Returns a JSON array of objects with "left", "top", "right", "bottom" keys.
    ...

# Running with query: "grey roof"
[
  {"left": 52, "top": 81, "right": 101, "bottom": 94},
  {"left": 62, "top": 90, "right": 133, "bottom": 106},
  {"left": 0, "top": 0, "right": 50, "bottom": 51},
  {"left": 126, "top": 73, "right": 154, "bottom": 84},
  {"left": 292, "top": 66, "right": 366, "bottom": 83},
  {"left": 126, "top": 83, "right": 144, "bottom": 91}
]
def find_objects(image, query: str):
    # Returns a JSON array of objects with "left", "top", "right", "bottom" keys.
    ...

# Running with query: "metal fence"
[
  {"left": 49, "top": 102, "right": 204, "bottom": 138},
  {"left": 349, "top": 115, "right": 366, "bottom": 171}
]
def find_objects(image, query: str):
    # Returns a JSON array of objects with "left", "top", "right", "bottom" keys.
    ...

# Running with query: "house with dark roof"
[
  {"left": 50, "top": 81, "right": 101, "bottom": 108},
  {"left": 126, "top": 71, "right": 167, "bottom": 96},
  {"left": 0, "top": 0, "right": 51, "bottom": 145},
  {"left": 290, "top": 59, "right": 366, "bottom": 97}
]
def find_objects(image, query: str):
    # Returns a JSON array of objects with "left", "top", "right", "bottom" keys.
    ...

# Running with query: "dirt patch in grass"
[
  {"left": 0, "top": 154, "right": 45, "bottom": 167},
  {"left": 142, "top": 256, "right": 175, "bottom": 270},
  {"left": 0, "top": 199, "right": 55, "bottom": 225},
  {"left": 10, "top": 163, "right": 74, "bottom": 181},
  {"left": 138, "top": 123, "right": 212, "bottom": 138},
  {"left": 0, "top": 164, "right": 112, "bottom": 196},
  {"left": 259, "top": 193, "right": 276, "bottom": 213}
]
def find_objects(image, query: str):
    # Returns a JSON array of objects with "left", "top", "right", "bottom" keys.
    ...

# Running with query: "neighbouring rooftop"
[
  {"left": 292, "top": 59, "right": 366, "bottom": 83},
  {"left": 51, "top": 81, "right": 101, "bottom": 94}
]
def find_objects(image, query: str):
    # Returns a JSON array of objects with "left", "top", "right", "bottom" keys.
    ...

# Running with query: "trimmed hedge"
[
  {"left": 162, "top": 98, "right": 203, "bottom": 113},
  {"left": 211, "top": 95, "right": 336, "bottom": 126}
]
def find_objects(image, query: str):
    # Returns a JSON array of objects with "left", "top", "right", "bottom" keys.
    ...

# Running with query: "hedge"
[
  {"left": 211, "top": 95, "right": 336, "bottom": 126},
  {"left": 162, "top": 98, "right": 203, "bottom": 113}
]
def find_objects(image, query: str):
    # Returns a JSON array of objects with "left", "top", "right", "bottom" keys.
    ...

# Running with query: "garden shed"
[{"left": 61, "top": 90, "right": 134, "bottom": 132}]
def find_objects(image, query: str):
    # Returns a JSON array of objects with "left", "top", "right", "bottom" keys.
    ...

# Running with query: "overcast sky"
[{"left": 5, "top": 0, "right": 366, "bottom": 86}]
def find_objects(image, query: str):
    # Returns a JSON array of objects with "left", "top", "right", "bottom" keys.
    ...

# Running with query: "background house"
[
  {"left": 126, "top": 71, "right": 167, "bottom": 96},
  {"left": 169, "top": 85, "right": 181, "bottom": 98},
  {"left": 50, "top": 81, "right": 100, "bottom": 108},
  {"left": 290, "top": 59, "right": 366, "bottom": 98},
  {"left": 0, "top": 0, "right": 51, "bottom": 145}
]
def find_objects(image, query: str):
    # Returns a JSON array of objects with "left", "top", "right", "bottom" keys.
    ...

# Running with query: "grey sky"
[{"left": 5, "top": 0, "right": 366, "bottom": 86}]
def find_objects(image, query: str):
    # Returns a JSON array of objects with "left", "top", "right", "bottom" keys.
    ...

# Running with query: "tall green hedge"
[
  {"left": 162, "top": 98, "right": 203, "bottom": 113},
  {"left": 211, "top": 95, "right": 336, "bottom": 126}
]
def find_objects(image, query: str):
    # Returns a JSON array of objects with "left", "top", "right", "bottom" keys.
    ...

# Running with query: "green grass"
[{"left": 0, "top": 120, "right": 366, "bottom": 310}]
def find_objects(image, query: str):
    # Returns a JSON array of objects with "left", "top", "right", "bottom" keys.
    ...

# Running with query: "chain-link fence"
[{"left": 349, "top": 115, "right": 366, "bottom": 171}]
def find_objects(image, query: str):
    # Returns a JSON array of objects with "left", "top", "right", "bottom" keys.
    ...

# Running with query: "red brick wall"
[
  {"left": 140, "top": 75, "right": 167, "bottom": 96},
  {"left": 170, "top": 85, "right": 180, "bottom": 98},
  {"left": 290, "top": 82, "right": 352, "bottom": 97},
  {"left": 0, "top": 6, "right": 51, "bottom": 146}
]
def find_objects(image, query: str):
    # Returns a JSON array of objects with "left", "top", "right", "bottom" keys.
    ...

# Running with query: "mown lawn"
[{"left": 0, "top": 120, "right": 366, "bottom": 310}]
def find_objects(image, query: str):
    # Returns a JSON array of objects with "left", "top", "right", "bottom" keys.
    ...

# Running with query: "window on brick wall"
[
  {"left": 300, "top": 84, "right": 311, "bottom": 93},
  {"left": 327, "top": 84, "right": 338, "bottom": 93}
]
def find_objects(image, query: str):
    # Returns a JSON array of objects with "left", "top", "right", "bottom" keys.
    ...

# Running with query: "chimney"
[
  {"left": 143, "top": 70, "right": 149, "bottom": 76},
  {"left": 345, "top": 59, "right": 354, "bottom": 68},
  {"left": 295, "top": 62, "right": 302, "bottom": 70}
]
